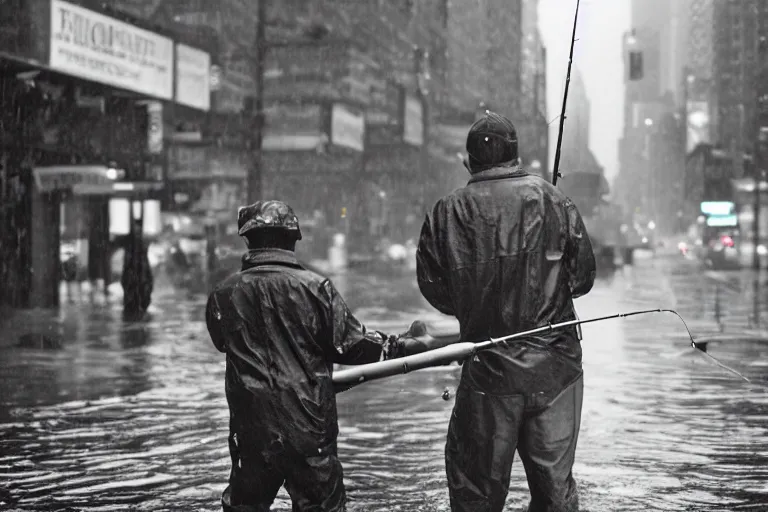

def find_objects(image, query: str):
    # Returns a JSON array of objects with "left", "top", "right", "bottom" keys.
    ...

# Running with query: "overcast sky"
[{"left": 539, "top": 0, "right": 630, "bottom": 180}]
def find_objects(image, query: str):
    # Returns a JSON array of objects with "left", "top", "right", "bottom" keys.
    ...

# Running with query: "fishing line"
[
  {"left": 435, "top": 309, "right": 753, "bottom": 402},
  {"left": 661, "top": 309, "right": 751, "bottom": 383},
  {"left": 333, "top": 308, "right": 753, "bottom": 395},
  {"left": 488, "top": 308, "right": 750, "bottom": 383}
]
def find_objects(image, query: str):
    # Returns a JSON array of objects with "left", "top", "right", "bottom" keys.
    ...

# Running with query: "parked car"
[
  {"left": 703, "top": 227, "right": 741, "bottom": 269},
  {"left": 678, "top": 223, "right": 741, "bottom": 269}
]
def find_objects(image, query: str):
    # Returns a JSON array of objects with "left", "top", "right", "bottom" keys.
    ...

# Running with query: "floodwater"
[{"left": 1, "top": 252, "right": 767, "bottom": 511}]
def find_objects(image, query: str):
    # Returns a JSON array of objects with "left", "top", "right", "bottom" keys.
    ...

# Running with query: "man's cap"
[
  {"left": 466, "top": 111, "right": 519, "bottom": 170},
  {"left": 237, "top": 200, "right": 302, "bottom": 239}
]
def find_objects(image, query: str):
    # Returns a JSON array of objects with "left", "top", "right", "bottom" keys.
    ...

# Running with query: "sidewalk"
[{"left": 0, "top": 277, "right": 190, "bottom": 350}]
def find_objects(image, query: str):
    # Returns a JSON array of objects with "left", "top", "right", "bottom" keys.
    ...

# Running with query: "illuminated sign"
[
  {"left": 706, "top": 214, "right": 738, "bottom": 227},
  {"left": 33, "top": 165, "right": 114, "bottom": 192},
  {"left": 700, "top": 201, "right": 735, "bottom": 216}
]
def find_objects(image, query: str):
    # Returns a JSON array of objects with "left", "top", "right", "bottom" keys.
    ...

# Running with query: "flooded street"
[{"left": 2, "top": 252, "right": 768, "bottom": 511}]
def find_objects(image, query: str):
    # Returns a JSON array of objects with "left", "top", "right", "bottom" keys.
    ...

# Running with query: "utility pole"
[
  {"left": 248, "top": 0, "right": 267, "bottom": 203},
  {"left": 754, "top": 21, "right": 766, "bottom": 271}
]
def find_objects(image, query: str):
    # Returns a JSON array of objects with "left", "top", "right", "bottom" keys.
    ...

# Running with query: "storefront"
[{"left": 0, "top": 0, "right": 210, "bottom": 308}]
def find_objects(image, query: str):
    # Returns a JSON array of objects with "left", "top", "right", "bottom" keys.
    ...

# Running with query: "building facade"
[
  {"left": 616, "top": 0, "right": 688, "bottom": 233},
  {"left": 1, "top": 0, "right": 549, "bottom": 308},
  {"left": 434, "top": 0, "right": 548, "bottom": 181},
  {"left": 0, "top": 0, "right": 212, "bottom": 308}
]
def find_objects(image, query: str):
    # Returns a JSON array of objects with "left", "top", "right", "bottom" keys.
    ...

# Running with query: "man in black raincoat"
[
  {"left": 416, "top": 112, "right": 596, "bottom": 512},
  {"left": 206, "top": 200, "right": 407, "bottom": 512}
]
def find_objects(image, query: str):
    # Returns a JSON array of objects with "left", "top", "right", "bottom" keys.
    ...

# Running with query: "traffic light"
[{"left": 629, "top": 51, "right": 643, "bottom": 81}]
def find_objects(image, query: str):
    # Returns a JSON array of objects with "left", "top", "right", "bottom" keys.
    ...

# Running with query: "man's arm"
[
  {"left": 564, "top": 199, "right": 597, "bottom": 298},
  {"left": 416, "top": 209, "right": 455, "bottom": 316},
  {"left": 320, "top": 280, "right": 400, "bottom": 365}
]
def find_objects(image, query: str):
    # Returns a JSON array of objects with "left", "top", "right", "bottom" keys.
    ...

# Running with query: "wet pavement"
[{"left": 1, "top": 252, "right": 768, "bottom": 511}]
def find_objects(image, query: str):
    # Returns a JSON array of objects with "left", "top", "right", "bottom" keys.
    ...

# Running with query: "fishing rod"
[
  {"left": 332, "top": 308, "right": 750, "bottom": 394},
  {"left": 551, "top": 0, "right": 581, "bottom": 187}
]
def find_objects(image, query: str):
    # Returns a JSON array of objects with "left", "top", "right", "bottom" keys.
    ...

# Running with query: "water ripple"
[{"left": 1, "top": 257, "right": 767, "bottom": 510}]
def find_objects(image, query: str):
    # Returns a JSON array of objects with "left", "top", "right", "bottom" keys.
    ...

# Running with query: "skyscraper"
[{"left": 617, "top": 0, "right": 687, "bottom": 231}]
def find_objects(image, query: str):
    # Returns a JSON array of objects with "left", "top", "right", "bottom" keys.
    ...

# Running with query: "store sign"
[
  {"left": 190, "top": 182, "right": 245, "bottom": 213},
  {"left": 33, "top": 165, "right": 113, "bottom": 192},
  {"left": 706, "top": 215, "right": 738, "bottom": 227},
  {"left": 700, "top": 201, "right": 735, "bottom": 216},
  {"left": 331, "top": 103, "right": 364, "bottom": 152},
  {"left": 49, "top": 0, "right": 174, "bottom": 99},
  {"left": 176, "top": 43, "right": 211, "bottom": 111},
  {"left": 403, "top": 94, "right": 424, "bottom": 147},
  {"left": 263, "top": 103, "right": 325, "bottom": 151},
  {"left": 168, "top": 145, "right": 249, "bottom": 180}
]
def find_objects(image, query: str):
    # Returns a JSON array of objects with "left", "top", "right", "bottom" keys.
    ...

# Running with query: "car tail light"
[{"left": 720, "top": 235, "right": 735, "bottom": 248}]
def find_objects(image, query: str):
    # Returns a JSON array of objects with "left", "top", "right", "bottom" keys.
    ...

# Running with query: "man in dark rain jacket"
[
  {"left": 416, "top": 112, "right": 597, "bottom": 512},
  {"left": 206, "top": 200, "right": 407, "bottom": 512}
]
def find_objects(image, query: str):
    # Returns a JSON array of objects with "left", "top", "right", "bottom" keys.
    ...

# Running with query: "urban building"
[
  {"left": 681, "top": 0, "right": 768, "bottom": 261},
  {"left": 616, "top": 0, "right": 688, "bottom": 234},
  {"left": 0, "top": 0, "right": 212, "bottom": 308},
  {"left": 558, "top": 67, "right": 599, "bottom": 174},
  {"left": 433, "top": 0, "right": 548, "bottom": 179},
  {"left": 0, "top": 0, "right": 549, "bottom": 309}
]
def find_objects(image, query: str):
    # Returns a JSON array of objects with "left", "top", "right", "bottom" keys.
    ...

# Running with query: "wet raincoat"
[
  {"left": 206, "top": 248, "right": 392, "bottom": 512},
  {"left": 417, "top": 165, "right": 596, "bottom": 512}
]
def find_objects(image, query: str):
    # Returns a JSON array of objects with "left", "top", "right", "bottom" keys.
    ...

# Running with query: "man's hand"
[{"left": 384, "top": 334, "right": 408, "bottom": 360}]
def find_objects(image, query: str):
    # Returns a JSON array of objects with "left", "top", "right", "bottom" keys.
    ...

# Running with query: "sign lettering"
[{"left": 49, "top": 0, "right": 173, "bottom": 99}]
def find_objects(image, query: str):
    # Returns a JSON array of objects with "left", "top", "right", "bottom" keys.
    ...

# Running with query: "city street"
[{"left": 1, "top": 251, "right": 768, "bottom": 511}]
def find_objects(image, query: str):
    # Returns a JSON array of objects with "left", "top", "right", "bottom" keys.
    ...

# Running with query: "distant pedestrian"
[
  {"left": 121, "top": 218, "right": 153, "bottom": 320},
  {"left": 61, "top": 249, "right": 80, "bottom": 303}
]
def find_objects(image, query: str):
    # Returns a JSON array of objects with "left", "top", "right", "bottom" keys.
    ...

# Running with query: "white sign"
[
  {"left": 263, "top": 103, "right": 325, "bottom": 151},
  {"left": 49, "top": 0, "right": 173, "bottom": 99},
  {"left": 176, "top": 43, "right": 211, "bottom": 111},
  {"left": 331, "top": 104, "right": 365, "bottom": 152},
  {"left": 403, "top": 94, "right": 424, "bottom": 147},
  {"left": 33, "top": 165, "right": 113, "bottom": 192}
]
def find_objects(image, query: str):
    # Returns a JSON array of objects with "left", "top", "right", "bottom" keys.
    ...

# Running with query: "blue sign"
[
  {"left": 700, "top": 201, "right": 735, "bottom": 216},
  {"left": 706, "top": 214, "right": 738, "bottom": 227}
]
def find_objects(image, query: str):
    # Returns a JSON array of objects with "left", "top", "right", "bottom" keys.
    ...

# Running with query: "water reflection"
[{"left": 1, "top": 256, "right": 767, "bottom": 511}]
